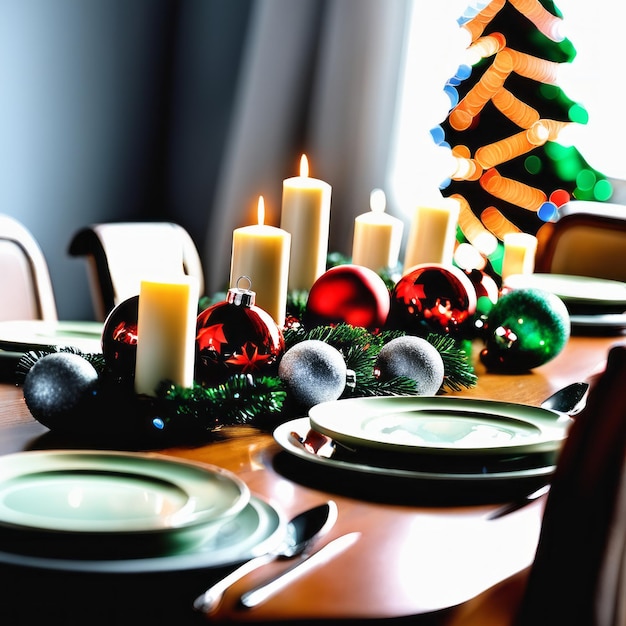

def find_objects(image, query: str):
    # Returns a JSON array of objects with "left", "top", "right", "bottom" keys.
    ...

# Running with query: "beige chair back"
[
  {"left": 535, "top": 201, "right": 626, "bottom": 282},
  {"left": 0, "top": 214, "right": 57, "bottom": 321},
  {"left": 69, "top": 222, "right": 204, "bottom": 321}
]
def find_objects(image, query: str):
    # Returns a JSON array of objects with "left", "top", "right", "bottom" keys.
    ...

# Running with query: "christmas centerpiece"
[{"left": 17, "top": 264, "right": 481, "bottom": 446}]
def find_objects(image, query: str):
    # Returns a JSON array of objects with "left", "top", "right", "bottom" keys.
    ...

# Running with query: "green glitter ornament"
[{"left": 480, "top": 288, "right": 570, "bottom": 372}]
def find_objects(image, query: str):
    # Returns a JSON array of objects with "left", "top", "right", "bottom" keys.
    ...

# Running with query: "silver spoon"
[
  {"left": 193, "top": 500, "right": 338, "bottom": 614},
  {"left": 540, "top": 381, "right": 589, "bottom": 419}
]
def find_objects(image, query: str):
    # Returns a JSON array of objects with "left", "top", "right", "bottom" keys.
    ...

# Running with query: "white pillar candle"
[
  {"left": 501, "top": 232, "right": 538, "bottom": 281},
  {"left": 230, "top": 196, "right": 291, "bottom": 327},
  {"left": 352, "top": 189, "right": 404, "bottom": 271},
  {"left": 134, "top": 276, "right": 199, "bottom": 396},
  {"left": 403, "top": 198, "right": 460, "bottom": 272},
  {"left": 280, "top": 154, "right": 332, "bottom": 291}
]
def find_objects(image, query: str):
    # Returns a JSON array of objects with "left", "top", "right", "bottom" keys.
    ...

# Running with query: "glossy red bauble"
[
  {"left": 101, "top": 295, "right": 139, "bottom": 381},
  {"left": 303, "top": 264, "right": 390, "bottom": 330},
  {"left": 195, "top": 287, "right": 285, "bottom": 386},
  {"left": 387, "top": 263, "right": 476, "bottom": 336}
]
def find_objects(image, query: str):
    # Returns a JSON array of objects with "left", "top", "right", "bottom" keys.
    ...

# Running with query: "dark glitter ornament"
[{"left": 23, "top": 352, "right": 99, "bottom": 432}]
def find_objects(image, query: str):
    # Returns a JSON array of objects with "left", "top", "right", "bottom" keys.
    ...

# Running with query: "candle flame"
[
  {"left": 370, "top": 188, "right": 386, "bottom": 213},
  {"left": 299, "top": 154, "right": 309, "bottom": 178},
  {"left": 257, "top": 196, "right": 265, "bottom": 225}
]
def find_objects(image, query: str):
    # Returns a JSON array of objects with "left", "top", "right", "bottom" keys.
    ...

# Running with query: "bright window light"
[{"left": 388, "top": 0, "right": 626, "bottom": 223}]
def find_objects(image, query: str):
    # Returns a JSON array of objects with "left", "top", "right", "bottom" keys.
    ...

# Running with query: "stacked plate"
[
  {"left": 503, "top": 273, "right": 626, "bottom": 331},
  {"left": 0, "top": 450, "right": 284, "bottom": 573},
  {"left": 274, "top": 395, "right": 570, "bottom": 489},
  {"left": 0, "top": 320, "right": 105, "bottom": 353}
]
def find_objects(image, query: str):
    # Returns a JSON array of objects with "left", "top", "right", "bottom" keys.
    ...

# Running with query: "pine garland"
[
  {"left": 16, "top": 268, "right": 478, "bottom": 442},
  {"left": 17, "top": 320, "right": 476, "bottom": 442}
]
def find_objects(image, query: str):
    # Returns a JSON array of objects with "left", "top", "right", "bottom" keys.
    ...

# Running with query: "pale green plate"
[
  {"left": 0, "top": 450, "right": 249, "bottom": 535},
  {"left": 0, "top": 496, "right": 283, "bottom": 573},
  {"left": 503, "top": 273, "right": 626, "bottom": 308},
  {"left": 309, "top": 396, "right": 567, "bottom": 457},
  {"left": 0, "top": 320, "right": 104, "bottom": 353},
  {"left": 275, "top": 417, "right": 556, "bottom": 484}
]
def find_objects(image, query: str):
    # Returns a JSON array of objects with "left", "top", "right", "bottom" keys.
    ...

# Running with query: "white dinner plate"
[
  {"left": 503, "top": 273, "right": 626, "bottom": 309},
  {"left": 0, "top": 450, "right": 249, "bottom": 536},
  {"left": 0, "top": 320, "right": 103, "bottom": 353},
  {"left": 309, "top": 396, "right": 567, "bottom": 458},
  {"left": 0, "top": 496, "right": 283, "bottom": 573},
  {"left": 274, "top": 418, "right": 556, "bottom": 485},
  {"left": 570, "top": 313, "right": 626, "bottom": 330}
]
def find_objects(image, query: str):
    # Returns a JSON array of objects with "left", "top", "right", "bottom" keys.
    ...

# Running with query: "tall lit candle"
[
  {"left": 281, "top": 154, "right": 332, "bottom": 291},
  {"left": 403, "top": 198, "right": 460, "bottom": 272},
  {"left": 230, "top": 196, "right": 291, "bottom": 327},
  {"left": 501, "top": 232, "right": 538, "bottom": 280},
  {"left": 134, "top": 276, "right": 199, "bottom": 396},
  {"left": 352, "top": 189, "right": 403, "bottom": 271}
]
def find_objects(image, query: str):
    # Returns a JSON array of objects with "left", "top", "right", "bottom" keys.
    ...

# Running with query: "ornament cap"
[{"left": 227, "top": 276, "right": 256, "bottom": 307}]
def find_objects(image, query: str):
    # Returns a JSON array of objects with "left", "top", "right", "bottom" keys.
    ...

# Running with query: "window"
[{"left": 389, "top": 0, "right": 626, "bottom": 225}]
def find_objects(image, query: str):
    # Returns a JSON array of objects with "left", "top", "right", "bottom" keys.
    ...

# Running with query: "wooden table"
[{"left": 0, "top": 333, "right": 621, "bottom": 625}]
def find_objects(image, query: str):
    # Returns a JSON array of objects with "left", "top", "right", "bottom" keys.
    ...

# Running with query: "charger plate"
[
  {"left": 0, "top": 320, "right": 103, "bottom": 353},
  {"left": 309, "top": 396, "right": 567, "bottom": 458},
  {"left": 503, "top": 274, "right": 626, "bottom": 311},
  {"left": 274, "top": 418, "right": 556, "bottom": 485},
  {"left": 0, "top": 450, "right": 248, "bottom": 536},
  {"left": 0, "top": 496, "right": 283, "bottom": 573}
]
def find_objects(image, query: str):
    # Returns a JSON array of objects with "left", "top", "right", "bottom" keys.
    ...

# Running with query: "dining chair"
[
  {"left": 68, "top": 222, "right": 205, "bottom": 321},
  {"left": 535, "top": 200, "right": 626, "bottom": 282},
  {"left": 441, "top": 341, "right": 626, "bottom": 626},
  {"left": 0, "top": 214, "right": 58, "bottom": 322}
]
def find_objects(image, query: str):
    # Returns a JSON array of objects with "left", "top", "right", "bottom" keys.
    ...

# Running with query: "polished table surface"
[{"left": 0, "top": 333, "right": 622, "bottom": 624}]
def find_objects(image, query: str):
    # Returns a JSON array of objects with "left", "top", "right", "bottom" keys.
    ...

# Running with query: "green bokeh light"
[
  {"left": 524, "top": 155, "right": 542, "bottom": 174},
  {"left": 576, "top": 169, "right": 596, "bottom": 191},
  {"left": 539, "top": 84, "right": 560, "bottom": 100},
  {"left": 568, "top": 104, "right": 589, "bottom": 124},
  {"left": 594, "top": 179, "right": 613, "bottom": 201}
]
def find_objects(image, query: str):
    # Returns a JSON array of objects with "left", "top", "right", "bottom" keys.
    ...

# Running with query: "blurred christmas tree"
[{"left": 433, "top": 0, "right": 613, "bottom": 248}]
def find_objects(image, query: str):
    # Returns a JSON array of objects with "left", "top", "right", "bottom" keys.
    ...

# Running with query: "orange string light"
[
  {"left": 476, "top": 130, "right": 536, "bottom": 169},
  {"left": 463, "top": 0, "right": 506, "bottom": 42},
  {"left": 508, "top": 48, "right": 559, "bottom": 84},
  {"left": 452, "top": 145, "right": 471, "bottom": 158},
  {"left": 452, "top": 145, "right": 480, "bottom": 180},
  {"left": 481, "top": 206, "right": 523, "bottom": 239},
  {"left": 480, "top": 168, "right": 546, "bottom": 210},
  {"left": 492, "top": 88, "right": 540, "bottom": 129},
  {"left": 453, "top": 194, "right": 498, "bottom": 254},
  {"left": 450, "top": 49, "right": 514, "bottom": 130},
  {"left": 538, "top": 119, "right": 570, "bottom": 140},
  {"left": 508, "top": 0, "right": 565, "bottom": 42},
  {"left": 467, "top": 33, "right": 506, "bottom": 60}
]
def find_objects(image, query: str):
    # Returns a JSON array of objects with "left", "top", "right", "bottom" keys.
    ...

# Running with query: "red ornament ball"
[
  {"left": 387, "top": 263, "right": 477, "bottom": 336},
  {"left": 195, "top": 286, "right": 285, "bottom": 386},
  {"left": 101, "top": 295, "right": 139, "bottom": 381},
  {"left": 304, "top": 264, "right": 390, "bottom": 330}
]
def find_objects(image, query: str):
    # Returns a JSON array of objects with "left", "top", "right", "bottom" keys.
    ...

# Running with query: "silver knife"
[
  {"left": 487, "top": 484, "right": 550, "bottom": 520},
  {"left": 239, "top": 531, "right": 361, "bottom": 608}
]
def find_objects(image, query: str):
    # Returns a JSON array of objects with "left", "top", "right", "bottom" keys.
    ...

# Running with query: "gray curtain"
[
  {"left": 204, "top": 0, "right": 411, "bottom": 294},
  {"left": 0, "top": 0, "right": 411, "bottom": 318}
]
